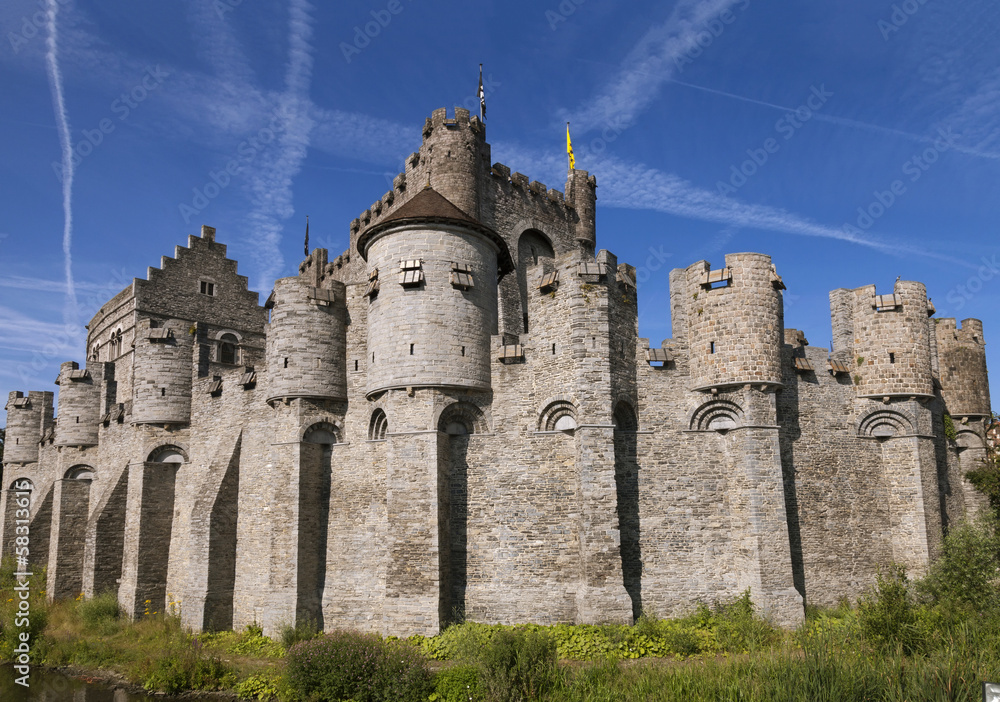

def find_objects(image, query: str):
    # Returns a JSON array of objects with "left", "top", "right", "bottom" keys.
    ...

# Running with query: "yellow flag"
[{"left": 566, "top": 122, "right": 575, "bottom": 170}]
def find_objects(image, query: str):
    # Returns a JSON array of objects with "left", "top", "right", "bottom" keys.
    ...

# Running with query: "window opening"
[{"left": 219, "top": 333, "right": 238, "bottom": 364}]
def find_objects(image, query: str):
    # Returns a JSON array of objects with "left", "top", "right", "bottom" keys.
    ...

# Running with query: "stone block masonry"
[{"left": 1, "top": 107, "right": 992, "bottom": 635}]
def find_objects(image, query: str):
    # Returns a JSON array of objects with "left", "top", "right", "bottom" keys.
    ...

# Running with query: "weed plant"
[{"left": 285, "top": 629, "right": 432, "bottom": 702}]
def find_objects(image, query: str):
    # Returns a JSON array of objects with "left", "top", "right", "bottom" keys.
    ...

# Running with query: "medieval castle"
[{"left": 1, "top": 107, "right": 993, "bottom": 636}]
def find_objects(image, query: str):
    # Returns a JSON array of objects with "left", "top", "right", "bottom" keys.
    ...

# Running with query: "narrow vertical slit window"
[{"left": 710, "top": 341, "right": 716, "bottom": 354}]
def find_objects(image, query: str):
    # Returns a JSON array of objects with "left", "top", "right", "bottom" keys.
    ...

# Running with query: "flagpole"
[
  {"left": 566, "top": 121, "right": 575, "bottom": 172},
  {"left": 478, "top": 64, "right": 486, "bottom": 122},
  {"left": 304, "top": 215, "right": 309, "bottom": 257}
]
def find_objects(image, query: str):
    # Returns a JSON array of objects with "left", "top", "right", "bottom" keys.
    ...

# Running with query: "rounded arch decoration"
[
  {"left": 437, "top": 402, "right": 489, "bottom": 436},
  {"left": 8, "top": 478, "right": 33, "bottom": 491},
  {"left": 858, "top": 409, "right": 913, "bottom": 439},
  {"left": 65, "top": 465, "right": 95, "bottom": 481},
  {"left": 539, "top": 399, "right": 578, "bottom": 432},
  {"left": 954, "top": 429, "right": 982, "bottom": 451},
  {"left": 689, "top": 399, "right": 744, "bottom": 432},
  {"left": 369, "top": 408, "right": 389, "bottom": 440},
  {"left": 147, "top": 445, "right": 188, "bottom": 463},
  {"left": 302, "top": 421, "right": 341, "bottom": 445}
]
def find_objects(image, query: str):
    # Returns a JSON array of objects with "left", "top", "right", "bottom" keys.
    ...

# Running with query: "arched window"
[
  {"left": 437, "top": 402, "right": 488, "bottom": 436},
  {"left": 613, "top": 402, "right": 638, "bottom": 431},
  {"left": 303, "top": 423, "right": 340, "bottom": 446},
  {"left": 690, "top": 399, "right": 743, "bottom": 432},
  {"left": 858, "top": 409, "right": 913, "bottom": 439},
  {"left": 369, "top": 409, "right": 388, "bottom": 440},
  {"left": 65, "top": 465, "right": 95, "bottom": 481},
  {"left": 148, "top": 445, "right": 187, "bottom": 463},
  {"left": 9, "top": 478, "right": 33, "bottom": 491},
  {"left": 539, "top": 401, "right": 577, "bottom": 432},
  {"left": 517, "top": 230, "right": 555, "bottom": 334},
  {"left": 219, "top": 333, "right": 239, "bottom": 365},
  {"left": 90, "top": 344, "right": 100, "bottom": 362},
  {"left": 112, "top": 329, "right": 123, "bottom": 358}
]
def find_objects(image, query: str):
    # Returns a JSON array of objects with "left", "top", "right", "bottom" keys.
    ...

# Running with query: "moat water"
[{"left": 0, "top": 664, "right": 222, "bottom": 701}]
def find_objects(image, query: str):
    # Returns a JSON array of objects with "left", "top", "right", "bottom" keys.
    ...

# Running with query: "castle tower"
[
  {"left": 830, "top": 280, "right": 934, "bottom": 399},
  {"left": 935, "top": 318, "right": 990, "bottom": 419},
  {"left": 421, "top": 107, "right": 488, "bottom": 221},
  {"left": 265, "top": 252, "right": 347, "bottom": 403},
  {"left": 565, "top": 169, "right": 597, "bottom": 256},
  {"left": 357, "top": 185, "right": 514, "bottom": 396},
  {"left": 131, "top": 318, "right": 194, "bottom": 425},
  {"left": 54, "top": 361, "right": 105, "bottom": 447},
  {"left": 935, "top": 317, "right": 992, "bottom": 517},
  {"left": 3, "top": 391, "right": 54, "bottom": 464},
  {"left": 672, "top": 252, "right": 785, "bottom": 391}
]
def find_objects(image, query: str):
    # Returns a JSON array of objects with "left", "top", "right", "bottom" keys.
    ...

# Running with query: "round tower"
[
  {"left": 265, "top": 276, "right": 347, "bottom": 403},
  {"left": 54, "top": 361, "right": 101, "bottom": 447},
  {"left": 131, "top": 318, "right": 194, "bottom": 425},
  {"left": 682, "top": 252, "right": 785, "bottom": 391},
  {"left": 357, "top": 186, "right": 514, "bottom": 396},
  {"left": 849, "top": 280, "right": 934, "bottom": 398},
  {"left": 935, "top": 318, "right": 990, "bottom": 418},
  {"left": 566, "top": 169, "right": 597, "bottom": 256},
  {"left": 422, "top": 107, "right": 487, "bottom": 221},
  {"left": 3, "top": 391, "right": 52, "bottom": 464}
]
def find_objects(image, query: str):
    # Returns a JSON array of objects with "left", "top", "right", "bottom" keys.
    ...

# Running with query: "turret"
[
  {"left": 566, "top": 169, "right": 597, "bottom": 256},
  {"left": 3, "top": 391, "right": 54, "bottom": 464},
  {"left": 131, "top": 317, "right": 194, "bottom": 425},
  {"left": 830, "top": 280, "right": 935, "bottom": 399},
  {"left": 54, "top": 361, "right": 106, "bottom": 447},
  {"left": 672, "top": 253, "right": 785, "bottom": 391},
  {"left": 420, "top": 107, "right": 488, "bottom": 221},
  {"left": 265, "top": 251, "right": 347, "bottom": 403},
  {"left": 935, "top": 318, "right": 991, "bottom": 418},
  {"left": 357, "top": 185, "right": 514, "bottom": 396}
]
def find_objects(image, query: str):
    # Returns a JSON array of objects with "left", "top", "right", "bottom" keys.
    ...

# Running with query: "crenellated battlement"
[
  {"left": 935, "top": 317, "right": 985, "bottom": 344},
  {"left": 935, "top": 317, "right": 990, "bottom": 417}
]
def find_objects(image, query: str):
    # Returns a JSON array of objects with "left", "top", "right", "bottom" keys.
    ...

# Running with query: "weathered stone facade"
[{"left": 1, "top": 108, "right": 993, "bottom": 635}]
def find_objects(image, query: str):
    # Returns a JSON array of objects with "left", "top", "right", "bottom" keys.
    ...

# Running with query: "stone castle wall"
[{"left": 1, "top": 107, "right": 993, "bottom": 637}]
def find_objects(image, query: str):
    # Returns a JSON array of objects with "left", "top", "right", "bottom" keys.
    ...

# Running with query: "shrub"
[
  {"left": 234, "top": 672, "right": 282, "bottom": 700},
  {"left": 967, "top": 460, "right": 1000, "bottom": 516},
  {"left": 432, "top": 663, "right": 485, "bottom": 702},
  {"left": 280, "top": 617, "right": 320, "bottom": 649},
  {"left": 142, "top": 646, "right": 232, "bottom": 694},
  {"left": 857, "top": 564, "right": 922, "bottom": 654},
  {"left": 477, "top": 628, "right": 561, "bottom": 702},
  {"left": 78, "top": 591, "right": 122, "bottom": 631},
  {"left": 284, "top": 630, "right": 433, "bottom": 702},
  {"left": 917, "top": 515, "right": 1000, "bottom": 615}
]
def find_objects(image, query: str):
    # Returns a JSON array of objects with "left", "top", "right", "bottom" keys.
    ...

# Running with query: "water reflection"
[{"left": 0, "top": 665, "right": 216, "bottom": 701}]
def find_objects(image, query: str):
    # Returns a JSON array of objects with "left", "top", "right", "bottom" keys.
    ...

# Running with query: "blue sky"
[{"left": 1, "top": 0, "right": 998, "bottom": 414}]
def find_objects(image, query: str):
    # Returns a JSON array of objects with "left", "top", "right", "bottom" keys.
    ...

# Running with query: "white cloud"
[
  {"left": 43, "top": 0, "right": 79, "bottom": 328},
  {"left": 565, "top": 0, "right": 746, "bottom": 133}
]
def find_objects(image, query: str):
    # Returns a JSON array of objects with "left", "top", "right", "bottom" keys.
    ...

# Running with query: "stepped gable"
[{"left": 357, "top": 185, "right": 515, "bottom": 275}]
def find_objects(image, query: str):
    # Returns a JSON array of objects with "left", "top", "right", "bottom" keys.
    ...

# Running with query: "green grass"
[{"left": 1, "top": 514, "right": 999, "bottom": 700}]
